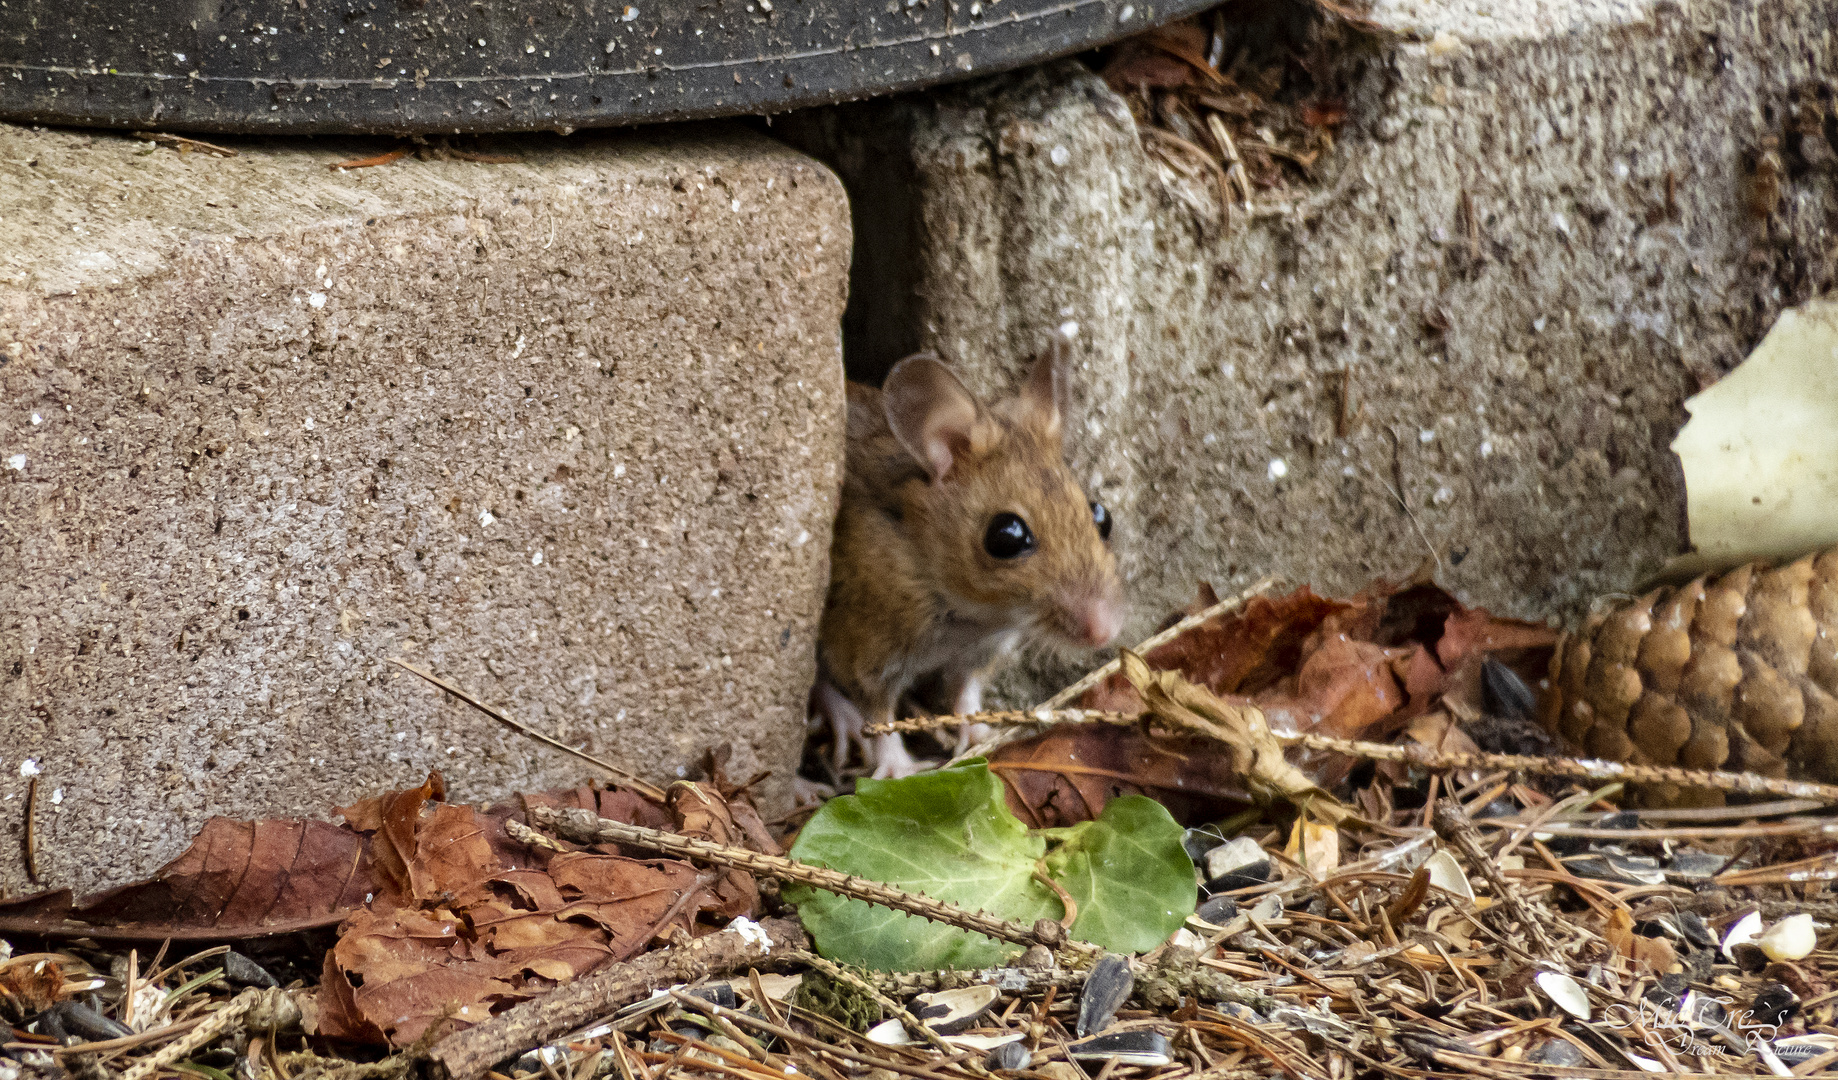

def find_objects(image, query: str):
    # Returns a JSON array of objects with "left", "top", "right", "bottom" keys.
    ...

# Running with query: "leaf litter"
[{"left": 7, "top": 562, "right": 1836, "bottom": 1080}]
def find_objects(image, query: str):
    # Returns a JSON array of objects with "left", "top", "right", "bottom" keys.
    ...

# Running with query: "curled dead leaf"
[{"left": 1120, "top": 651, "right": 1362, "bottom": 827}]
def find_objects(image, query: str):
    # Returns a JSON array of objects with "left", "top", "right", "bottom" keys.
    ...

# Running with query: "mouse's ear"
[
  {"left": 1018, "top": 333, "right": 1071, "bottom": 443},
  {"left": 883, "top": 353, "right": 991, "bottom": 482}
]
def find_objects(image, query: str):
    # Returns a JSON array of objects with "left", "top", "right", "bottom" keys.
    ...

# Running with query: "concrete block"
[
  {"left": 781, "top": 0, "right": 1838, "bottom": 697},
  {"left": 0, "top": 124, "right": 849, "bottom": 895}
]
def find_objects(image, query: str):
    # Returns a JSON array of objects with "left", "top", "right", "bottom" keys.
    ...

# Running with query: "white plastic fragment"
[
  {"left": 1248, "top": 893, "right": 1284, "bottom": 921},
  {"left": 1535, "top": 971, "right": 1591, "bottom": 1020},
  {"left": 1756, "top": 913, "right": 1817, "bottom": 961}
]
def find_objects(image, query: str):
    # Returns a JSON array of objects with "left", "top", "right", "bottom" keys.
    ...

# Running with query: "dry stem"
[
  {"left": 521, "top": 808, "right": 1100, "bottom": 962},
  {"left": 1431, "top": 798, "right": 1556, "bottom": 956},
  {"left": 427, "top": 917, "right": 807, "bottom": 1080},
  {"left": 876, "top": 705, "right": 1838, "bottom": 805},
  {"left": 951, "top": 578, "right": 1278, "bottom": 764}
]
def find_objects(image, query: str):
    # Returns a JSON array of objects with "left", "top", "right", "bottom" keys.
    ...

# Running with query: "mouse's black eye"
[
  {"left": 984, "top": 512, "right": 1036, "bottom": 559},
  {"left": 1090, "top": 501, "right": 1112, "bottom": 541}
]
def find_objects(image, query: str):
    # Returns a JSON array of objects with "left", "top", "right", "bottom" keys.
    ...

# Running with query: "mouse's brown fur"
[{"left": 814, "top": 337, "right": 1125, "bottom": 778}]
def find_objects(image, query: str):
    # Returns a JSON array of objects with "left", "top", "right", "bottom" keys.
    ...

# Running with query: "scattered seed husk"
[
  {"left": 1066, "top": 1030, "right": 1174, "bottom": 1067},
  {"left": 1076, "top": 954, "right": 1133, "bottom": 1037},
  {"left": 914, "top": 984, "right": 999, "bottom": 1035},
  {"left": 1535, "top": 971, "right": 1592, "bottom": 1019},
  {"left": 986, "top": 1039, "right": 1031, "bottom": 1071}
]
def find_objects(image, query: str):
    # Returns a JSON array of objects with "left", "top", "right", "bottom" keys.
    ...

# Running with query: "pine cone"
[{"left": 1539, "top": 547, "right": 1838, "bottom": 806}]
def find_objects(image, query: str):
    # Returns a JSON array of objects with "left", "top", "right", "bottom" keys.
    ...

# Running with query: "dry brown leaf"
[
  {"left": 1066, "top": 582, "right": 1556, "bottom": 805},
  {"left": 0, "top": 958, "right": 64, "bottom": 1022},
  {"left": 1121, "top": 651, "right": 1362, "bottom": 826},
  {"left": 337, "top": 772, "right": 445, "bottom": 899},
  {"left": 320, "top": 845, "right": 707, "bottom": 1047},
  {"left": 0, "top": 772, "right": 762, "bottom": 1049},
  {"left": 0, "top": 817, "right": 385, "bottom": 941},
  {"left": 667, "top": 783, "right": 761, "bottom": 919},
  {"left": 988, "top": 725, "right": 1253, "bottom": 829},
  {"left": 320, "top": 907, "right": 517, "bottom": 1045},
  {"left": 316, "top": 779, "right": 730, "bottom": 1046},
  {"left": 1083, "top": 586, "right": 1355, "bottom": 711}
]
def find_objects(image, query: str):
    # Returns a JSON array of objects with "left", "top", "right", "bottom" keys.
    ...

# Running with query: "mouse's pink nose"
[{"left": 1076, "top": 599, "right": 1124, "bottom": 648}]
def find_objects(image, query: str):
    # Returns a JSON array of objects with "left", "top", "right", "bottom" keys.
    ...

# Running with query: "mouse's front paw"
[
  {"left": 868, "top": 732, "right": 923, "bottom": 779},
  {"left": 791, "top": 775, "right": 836, "bottom": 808},
  {"left": 952, "top": 720, "right": 992, "bottom": 757}
]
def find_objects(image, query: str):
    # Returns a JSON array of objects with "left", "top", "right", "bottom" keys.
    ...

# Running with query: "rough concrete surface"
[
  {"left": 778, "top": 0, "right": 1838, "bottom": 699},
  {"left": 0, "top": 124, "right": 849, "bottom": 895}
]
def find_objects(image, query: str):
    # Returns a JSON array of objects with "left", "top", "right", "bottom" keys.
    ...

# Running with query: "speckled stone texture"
[
  {"left": 0, "top": 123, "right": 848, "bottom": 895},
  {"left": 779, "top": 0, "right": 1838, "bottom": 700}
]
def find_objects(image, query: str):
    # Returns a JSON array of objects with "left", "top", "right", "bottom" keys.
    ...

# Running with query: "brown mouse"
[{"left": 813, "top": 335, "right": 1126, "bottom": 778}]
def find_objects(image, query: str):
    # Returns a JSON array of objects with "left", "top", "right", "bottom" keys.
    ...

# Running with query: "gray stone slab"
[
  {"left": 0, "top": 125, "right": 849, "bottom": 894},
  {"left": 780, "top": 0, "right": 1837, "bottom": 698}
]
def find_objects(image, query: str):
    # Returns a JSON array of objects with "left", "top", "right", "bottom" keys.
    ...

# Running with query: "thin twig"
[
  {"left": 1040, "top": 576, "right": 1278, "bottom": 711},
  {"left": 428, "top": 918, "right": 807, "bottom": 1080},
  {"left": 951, "top": 577, "right": 1278, "bottom": 764},
  {"left": 781, "top": 951, "right": 953, "bottom": 1054},
  {"left": 867, "top": 707, "right": 1137, "bottom": 736},
  {"left": 518, "top": 809, "right": 1100, "bottom": 961},
  {"left": 1288, "top": 732, "right": 1838, "bottom": 804},
  {"left": 390, "top": 658, "right": 666, "bottom": 800},
  {"left": 886, "top": 701, "right": 1838, "bottom": 806},
  {"left": 1431, "top": 798, "right": 1556, "bottom": 956},
  {"left": 120, "top": 989, "right": 298, "bottom": 1080},
  {"left": 132, "top": 131, "right": 239, "bottom": 157},
  {"left": 669, "top": 996, "right": 964, "bottom": 1080}
]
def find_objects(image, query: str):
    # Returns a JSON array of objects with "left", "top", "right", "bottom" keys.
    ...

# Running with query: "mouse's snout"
[{"left": 1062, "top": 588, "right": 1125, "bottom": 649}]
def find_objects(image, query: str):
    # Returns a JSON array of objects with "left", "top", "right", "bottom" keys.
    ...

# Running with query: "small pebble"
[
  {"left": 1675, "top": 910, "right": 1717, "bottom": 948},
  {"left": 1204, "top": 837, "right": 1266, "bottom": 880},
  {"left": 223, "top": 950, "right": 280, "bottom": 989},
  {"left": 1181, "top": 826, "right": 1226, "bottom": 865},
  {"left": 986, "top": 1041, "right": 1030, "bottom": 1071},
  {"left": 1527, "top": 1039, "right": 1587, "bottom": 1067},
  {"left": 1195, "top": 895, "right": 1239, "bottom": 925}
]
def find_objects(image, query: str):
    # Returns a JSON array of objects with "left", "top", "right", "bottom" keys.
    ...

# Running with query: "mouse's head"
[{"left": 882, "top": 337, "right": 1125, "bottom": 650}]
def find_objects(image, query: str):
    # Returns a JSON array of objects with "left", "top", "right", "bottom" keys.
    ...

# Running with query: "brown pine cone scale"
[{"left": 1539, "top": 547, "right": 1838, "bottom": 806}]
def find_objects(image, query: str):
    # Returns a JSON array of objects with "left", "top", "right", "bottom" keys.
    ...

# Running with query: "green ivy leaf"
[
  {"left": 786, "top": 762, "right": 1194, "bottom": 970},
  {"left": 1045, "top": 795, "right": 1196, "bottom": 955}
]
